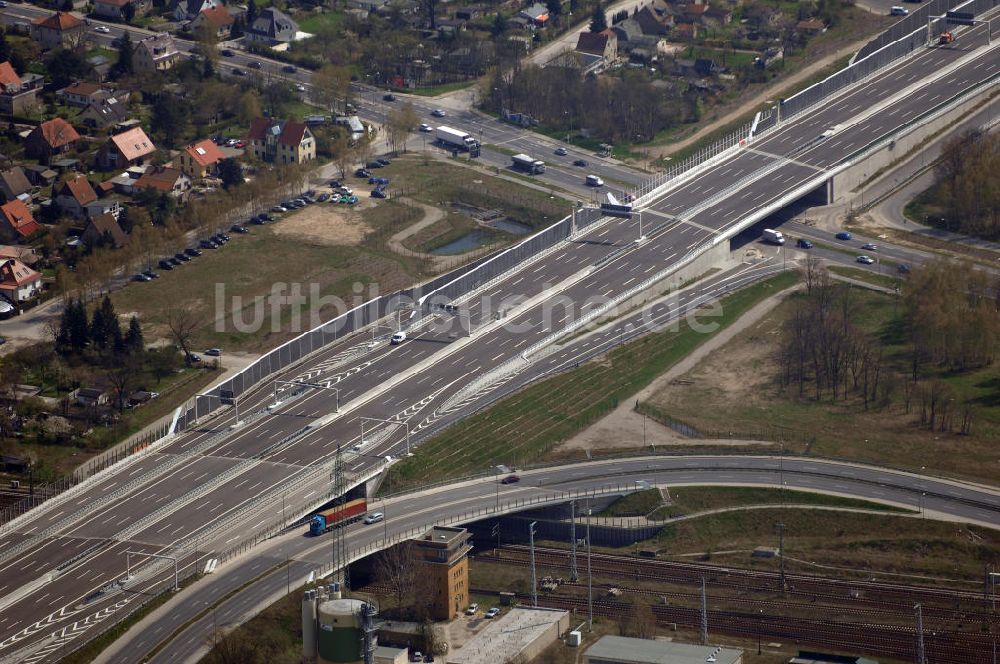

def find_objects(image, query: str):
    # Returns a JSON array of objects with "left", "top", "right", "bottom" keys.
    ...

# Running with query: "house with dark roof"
[
  {"left": 132, "top": 166, "right": 190, "bottom": 197},
  {"left": 704, "top": 6, "right": 732, "bottom": 26},
  {"left": 177, "top": 139, "right": 225, "bottom": 178},
  {"left": 55, "top": 175, "right": 98, "bottom": 219},
  {"left": 172, "top": 0, "right": 220, "bottom": 22},
  {"left": 680, "top": 2, "right": 709, "bottom": 23},
  {"left": 575, "top": 29, "right": 618, "bottom": 64},
  {"left": 673, "top": 22, "right": 697, "bottom": 40},
  {"left": 30, "top": 11, "right": 86, "bottom": 50},
  {"left": 57, "top": 81, "right": 125, "bottom": 108},
  {"left": 518, "top": 3, "right": 549, "bottom": 25},
  {"left": 633, "top": 5, "right": 673, "bottom": 35},
  {"left": 95, "top": 126, "right": 156, "bottom": 170},
  {"left": 0, "top": 167, "right": 31, "bottom": 203},
  {"left": 25, "top": 118, "right": 80, "bottom": 163},
  {"left": 189, "top": 5, "right": 234, "bottom": 38},
  {"left": 77, "top": 96, "right": 131, "bottom": 129},
  {"left": 134, "top": 34, "right": 180, "bottom": 73},
  {"left": 93, "top": 0, "right": 147, "bottom": 21},
  {"left": 0, "top": 258, "right": 42, "bottom": 302},
  {"left": 246, "top": 7, "right": 299, "bottom": 46},
  {"left": 0, "top": 200, "right": 40, "bottom": 244},
  {"left": 796, "top": 18, "right": 826, "bottom": 34},
  {"left": 81, "top": 212, "right": 128, "bottom": 248},
  {"left": 246, "top": 117, "right": 315, "bottom": 165}
]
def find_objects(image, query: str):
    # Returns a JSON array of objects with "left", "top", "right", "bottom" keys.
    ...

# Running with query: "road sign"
[
  {"left": 600, "top": 203, "right": 633, "bottom": 218},
  {"left": 946, "top": 10, "right": 975, "bottom": 24}
]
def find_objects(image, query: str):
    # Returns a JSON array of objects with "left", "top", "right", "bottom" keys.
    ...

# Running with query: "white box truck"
[
  {"left": 511, "top": 153, "right": 545, "bottom": 174},
  {"left": 435, "top": 126, "right": 478, "bottom": 151},
  {"left": 763, "top": 228, "right": 785, "bottom": 245}
]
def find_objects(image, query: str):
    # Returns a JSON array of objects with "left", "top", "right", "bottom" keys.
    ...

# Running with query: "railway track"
[
  {"left": 473, "top": 589, "right": 994, "bottom": 664},
  {"left": 488, "top": 545, "right": 996, "bottom": 616}
]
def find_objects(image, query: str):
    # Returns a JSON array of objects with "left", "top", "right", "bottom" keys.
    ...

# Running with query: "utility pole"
[
  {"left": 570, "top": 501, "right": 578, "bottom": 583},
  {"left": 700, "top": 576, "right": 708, "bottom": 645},
  {"left": 492, "top": 522, "right": 500, "bottom": 559},
  {"left": 586, "top": 509, "right": 593, "bottom": 632},
  {"left": 776, "top": 522, "right": 786, "bottom": 591},
  {"left": 529, "top": 521, "right": 538, "bottom": 607},
  {"left": 915, "top": 603, "right": 926, "bottom": 664}
]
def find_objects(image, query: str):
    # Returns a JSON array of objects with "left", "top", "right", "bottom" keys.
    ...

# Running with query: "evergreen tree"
[
  {"left": 125, "top": 315, "right": 144, "bottom": 353},
  {"left": 90, "top": 296, "right": 120, "bottom": 351},
  {"left": 61, "top": 298, "right": 89, "bottom": 352},
  {"left": 112, "top": 324, "right": 125, "bottom": 355},
  {"left": 546, "top": 0, "right": 561, "bottom": 18},
  {"left": 491, "top": 12, "right": 507, "bottom": 36},
  {"left": 111, "top": 32, "right": 134, "bottom": 79},
  {"left": 589, "top": 3, "right": 607, "bottom": 32},
  {"left": 230, "top": 15, "right": 245, "bottom": 38},
  {"left": 90, "top": 305, "right": 108, "bottom": 349},
  {"left": 246, "top": 0, "right": 259, "bottom": 28}
]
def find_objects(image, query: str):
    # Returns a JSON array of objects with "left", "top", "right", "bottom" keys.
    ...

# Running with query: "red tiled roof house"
[
  {"left": 24, "top": 118, "right": 80, "bottom": 163},
  {"left": 0, "top": 200, "right": 40, "bottom": 244},
  {"left": 177, "top": 139, "right": 224, "bottom": 178},
  {"left": 95, "top": 127, "right": 156, "bottom": 170}
]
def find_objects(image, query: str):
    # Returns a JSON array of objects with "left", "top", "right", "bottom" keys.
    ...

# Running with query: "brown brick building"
[{"left": 412, "top": 526, "right": 471, "bottom": 621}]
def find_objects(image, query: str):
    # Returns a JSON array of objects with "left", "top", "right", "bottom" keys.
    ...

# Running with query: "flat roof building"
[
  {"left": 412, "top": 526, "right": 472, "bottom": 621},
  {"left": 584, "top": 636, "right": 743, "bottom": 664},
  {"left": 447, "top": 606, "right": 569, "bottom": 664}
]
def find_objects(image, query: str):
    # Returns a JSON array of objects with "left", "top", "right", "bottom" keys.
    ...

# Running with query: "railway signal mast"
[
  {"left": 700, "top": 577, "right": 708, "bottom": 645},
  {"left": 915, "top": 603, "right": 926, "bottom": 664},
  {"left": 570, "top": 501, "right": 578, "bottom": 582},
  {"left": 331, "top": 445, "right": 350, "bottom": 591}
]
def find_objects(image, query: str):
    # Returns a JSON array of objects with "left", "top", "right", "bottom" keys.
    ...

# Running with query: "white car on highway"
[{"left": 94, "top": 25, "right": 111, "bottom": 33}]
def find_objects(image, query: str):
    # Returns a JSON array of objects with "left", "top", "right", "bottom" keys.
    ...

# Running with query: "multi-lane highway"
[{"left": 0, "top": 11, "right": 998, "bottom": 663}]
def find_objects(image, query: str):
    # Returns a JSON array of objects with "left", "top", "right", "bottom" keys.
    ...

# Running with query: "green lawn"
[
  {"left": 382, "top": 271, "right": 799, "bottom": 492},
  {"left": 295, "top": 10, "right": 345, "bottom": 34}
]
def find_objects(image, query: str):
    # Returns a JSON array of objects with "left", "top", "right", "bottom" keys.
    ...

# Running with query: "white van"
[
  {"left": 586, "top": 174, "right": 604, "bottom": 187},
  {"left": 890, "top": 6, "right": 908, "bottom": 15},
  {"left": 390, "top": 331, "right": 406, "bottom": 345},
  {"left": 364, "top": 512, "right": 384, "bottom": 524}
]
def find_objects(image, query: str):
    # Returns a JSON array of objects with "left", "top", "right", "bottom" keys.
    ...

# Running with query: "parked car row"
[{"left": 132, "top": 233, "right": 232, "bottom": 281}]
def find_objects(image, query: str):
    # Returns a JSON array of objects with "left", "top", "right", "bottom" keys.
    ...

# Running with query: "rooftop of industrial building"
[
  {"left": 418, "top": 525, "right": 467, "bottom": 545},
  {"left": 583, "top": 636, "right": 743, "bottom": 664},
  {"left": 446, "top": 606, "right": 568, "bottom": 664}
]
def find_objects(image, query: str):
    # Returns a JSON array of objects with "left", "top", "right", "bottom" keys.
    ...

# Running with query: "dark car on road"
[
  {"left": 500, "top": 474, "right": 520, "bottom": 484},
  {"left": 835, "top": 231, "right": 852, "bottom": 241},
  {"left": 248, "top": 61, "right": 263, "bottom": 69},
  {"left": 796, "top": 239, "right": 813, "bottom": 249},
  {"left": 282, "top": 64, "right": 297, "bottom": 73},
  {"left": 573, "top": 159, "right": 588, "bottom": 167},
  {"left": 231, "top": 67, "right": 245, "bottom": 76},
  {"left": 221, "top": 49, "right": 234, "bottom": 57},
  {"left": 383, "top": 93, "right": 396, "bottom": 101}
]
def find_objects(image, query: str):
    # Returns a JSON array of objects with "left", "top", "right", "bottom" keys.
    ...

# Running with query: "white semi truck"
[{"left": 435, "top": 126, "right": 479, "bottom": 151}]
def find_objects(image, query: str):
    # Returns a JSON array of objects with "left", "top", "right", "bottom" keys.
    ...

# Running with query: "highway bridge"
[{"left": 0, "top": 8, "right": 999, "bottom": 663}]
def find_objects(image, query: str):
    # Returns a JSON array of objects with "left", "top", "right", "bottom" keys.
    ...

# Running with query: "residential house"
[
  {"left": 755, "top": 46, "right": 784, "bottom": 68},
  {"left": 347, "top": 0, "right": 390, "bottom": 11},
  {"left": 673, "top": 22, "right": 697, "bottom": 40},
  {"left": 680, "top": 2, "right": 709, "bottom": 23},
  {"left": 0, "top": 62, "right": 42, "bottom": 116},
  {"left": 189, "top": 5, "right": 234, "bottom": 38},
  {"left": 0, "top": 167, "right": 32, "bottom": 203},
  {"left": 545, "top": 50, "right": 605, "bottom": 76},
  {"left": 81, "top": 211, "right": 127, "bottom": 248},
  {"left": 171, "top": 0, "right": 220, "bottom": 22},
  {"left": 694, "top": 57, "right": 717, "bottom": 77},
  {"left": 73, "top": 387, "right": 110, "bottom": 408},
  {"left": 704, "top": 6, "right": 732, "bottom": 26},
  {"left": 77, "top": 96, "right": 130, "bottom": 129},
  {"left": 95, "top": 126, "right": 156, "bottom": 171},
  {"left": 0, "top": 258, "right": 42, "bottom": 303},
  {"left": 437, "top": 18, "right": 467, "bottom": 37},
  {"left": 575, "top": 29, "right": 618, "bottom": 64},
  {"left": 55, "top": 174, "right": 98, "bottom": 219},
  {"left": 132, "top": 166, "right": 190, "bottom": 197},
  {"left": 134, "top": 34, "right": 181, "bottom": 73},
  {"left": 612, "top": 18, "right": 655, "bottom": 52},
  {"left": 21, "top": 165, "right": 57, "bottom": 187},
  {"left": 93, "top": 0, "right": 146, "bottom": 21},
  {"left": 246, "top": 117, "right": 315, "bottom": 165},
  {"left": 58, "top": 81, "right": 122, "bottom": 108},
  {"left": 84, "top": 197, "right": 122, "bottom": 220},
  {"left": 518, "top": 3, "right": 549, "bottom": 26},
  {"left": 177, "top": 139, "right": 224, "bottom": 178},
  {"left": 633, "top": 5, "right": 673, "bottom": 35},
  {"left": 455, "top": 4, "right": 485, "bottom": 20},
  {"left": 246, "top": 7, "right": 299, "bottom": 46},
  {"left": 0, "top": 245, "right": 38, "bottom": 265},
  {"left": 0, "top": 200, "right": 40, "bottom": 243},
  {"left": 30, "top": 12, "right": 86, "bottom": 50},
  {"left": 24, "top": 118, "right": 80, "bottom": 163},
  {"left": 796, "top": 18, "right": 826, "bottom": 34}
]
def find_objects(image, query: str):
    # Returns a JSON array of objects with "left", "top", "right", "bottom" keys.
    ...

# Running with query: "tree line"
[
  {"left": 778, "top": 259, "right": 998, "bottom": 435},
  {"left": 928, "top": 129, "right": 1000, "bottom": 240}
]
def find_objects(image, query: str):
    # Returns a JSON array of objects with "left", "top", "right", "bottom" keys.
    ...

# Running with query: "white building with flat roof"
[
  {"left": 584, "top": 636, "right": 743, "bottom": 664},
  {"left": 446, "top": 606, "right": 569, "bottom": 664}
]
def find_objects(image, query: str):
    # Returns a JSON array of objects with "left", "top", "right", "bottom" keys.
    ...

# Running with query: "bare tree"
[
  {"left": 166, "top": 307, "right": 203, "bottom": 366},
  {"left": 106, "top": 357, "right": 141, "bottom": 412},
  {"left": 385, "top": 102, "right": 419, "bottom": 155},
  {"left": 374, "top": 541, "right": 416, "bottom": 609},
  {"left": 311, "top": 65, "right": 351, "bottom": 116}
]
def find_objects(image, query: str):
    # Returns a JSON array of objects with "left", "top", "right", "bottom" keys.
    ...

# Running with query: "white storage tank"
[{"left": 317, "top": 598, "right": 366, "bottom": 664}]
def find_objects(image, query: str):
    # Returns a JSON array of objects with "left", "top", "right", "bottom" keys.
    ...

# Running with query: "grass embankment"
[
  {"left": 828, "top": 265, "right": 903, "bottom": 290},
  {"left": 643, "top": 286, "right": 1000, "bottom": 484},
  {"left": 382, "top": 271, "right": 799, "bottom": 492},
  {"left": 599, "top": 487, "right": 910, "bottom": 520}
]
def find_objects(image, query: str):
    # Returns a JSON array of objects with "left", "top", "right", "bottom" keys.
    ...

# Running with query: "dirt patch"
[{"left": 270, "top": 200, "right": 376, "bottom": 246}]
